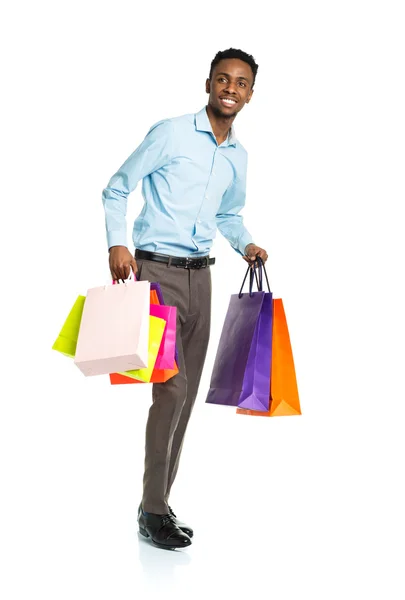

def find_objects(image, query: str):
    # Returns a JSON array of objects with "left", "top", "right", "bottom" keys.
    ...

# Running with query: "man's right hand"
[{"left": 109, "top": 246, "right": 138, "bottom": 281}]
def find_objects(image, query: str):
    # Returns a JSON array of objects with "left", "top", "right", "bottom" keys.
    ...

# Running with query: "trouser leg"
[
  {"left": 164, "top": 267, "right": 212, "bottom": 503},
  {"left": 137, "top": 259, "right": 211, "bottom": 514}
]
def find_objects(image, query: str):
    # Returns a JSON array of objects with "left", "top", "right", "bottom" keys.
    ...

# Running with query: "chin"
[{"left": 213, "top": 102, "right": 238, "bottom": 118}]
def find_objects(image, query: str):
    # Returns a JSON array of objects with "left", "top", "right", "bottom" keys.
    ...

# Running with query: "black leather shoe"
[
  {"left": 138, "top": 506, "right": 191, "bottom": 550},
  {"left": 138, "top": 503, "right": 194, "bottom": 539},
  {"left": 168, "top": 505, "right": 194, "bottom": 538}
]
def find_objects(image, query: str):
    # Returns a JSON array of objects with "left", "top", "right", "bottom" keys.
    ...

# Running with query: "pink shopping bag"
[
  {"left": 74, "top": 275, "right": 150, "bottom": 376},
  {"left": 150, "top": 304, "right": 176, "bottom": 370}
]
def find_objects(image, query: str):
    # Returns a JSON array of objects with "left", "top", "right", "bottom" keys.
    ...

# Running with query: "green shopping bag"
[{"left": 52, "top": 295, "right": 86, "bottom": 358}]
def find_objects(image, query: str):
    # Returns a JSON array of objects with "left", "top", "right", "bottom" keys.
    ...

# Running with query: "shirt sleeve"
[
  {"left": 215, "top": 154, "right": 254, "bottom": 256},
  {"left": 101, "top": 118, "right": 174, "bottom": 250}
]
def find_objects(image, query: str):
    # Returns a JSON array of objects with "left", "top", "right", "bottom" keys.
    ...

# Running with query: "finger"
[
  {"left": 114, "top": 266, "right": 122, "bottom": 282},
  {"left": 116, "top": 265, "right": 127, "bottom": 282},
  {"left": 244, "top": 255, "right": 256, "bottom": 268},
  {"left": 244, "top": 258, "right": 254, "bottom": 268}
]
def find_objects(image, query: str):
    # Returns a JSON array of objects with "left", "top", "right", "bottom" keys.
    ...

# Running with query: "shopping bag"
[
  {"left": 117, "top": 315, "right": 166, "bottom": 382},
  {"left": 53, "top": 289, "right": 160, "bottom": 362},
  {"left": 150, "top": 304, "right": 176, "bottom": 369},
  {"left": 118, "top": 278, "right": 177, "bottom": 369},
  {"left": 150, "top": 290, "right": 159, "bottom": 305},
  {"left": 149, "top": 281, "right": 179, "bottom": 367},
  {"left": 52, "top": 295, "right": 86, "bottom": 358},
  {"left": 109, "top": 360, "right": 179, "bottom": 384},
  {"left": 110, "top": 276, "right": 178, "bottom": 383},
  {"left": 237, "top": 297, "right": 301, "bottom": 417},
  {"left": 74, "top": 272, "right": 150, "bottom": 376},
  {"left": 119, "top": 277, "right": 179, "bottom": 366},
  {"left": 150, "top": 281, "right": 179, "bottom": 364},
  {"left": 205, "top": 261, "right": 273, "bottom": 410}
]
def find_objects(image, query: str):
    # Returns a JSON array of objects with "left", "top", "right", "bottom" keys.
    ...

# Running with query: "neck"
[{"left": 206, "top": 103, "right": 236, "bottom": 141}]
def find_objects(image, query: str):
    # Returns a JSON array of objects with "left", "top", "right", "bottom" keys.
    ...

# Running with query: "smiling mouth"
[{"left": 220, "top": 97, "right": 238, "bottom": 108}]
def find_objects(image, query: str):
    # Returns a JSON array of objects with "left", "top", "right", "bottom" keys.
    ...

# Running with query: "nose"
[{"left": 224, "top": 81, "right": 238, "bottom": 95}]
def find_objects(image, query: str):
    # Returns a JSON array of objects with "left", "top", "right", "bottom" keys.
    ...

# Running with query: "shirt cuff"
[
  {"left": 237, "top": 231, "right": 254, "bottom": 256},
  {"left": 107, "top": 230, "right": 128, "bottom": 251}
]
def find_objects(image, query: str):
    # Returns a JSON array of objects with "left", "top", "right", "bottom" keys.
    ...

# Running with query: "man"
[{"left": 102, "top": 48, "right": 268, "bottom": 550}]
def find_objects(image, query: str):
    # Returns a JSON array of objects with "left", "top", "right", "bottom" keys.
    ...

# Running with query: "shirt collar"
[{"left": 195, "top": 105, "right": 237, "bottom": 147}]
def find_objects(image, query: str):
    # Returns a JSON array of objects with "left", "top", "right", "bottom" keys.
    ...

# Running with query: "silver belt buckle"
[{"left": 183, "top": 256, "right": 207, "bottom": 269}]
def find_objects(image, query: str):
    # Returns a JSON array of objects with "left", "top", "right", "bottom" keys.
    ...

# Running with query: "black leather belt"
[{"left": 135, "top": 249, "right": 215, "bottom": 269}]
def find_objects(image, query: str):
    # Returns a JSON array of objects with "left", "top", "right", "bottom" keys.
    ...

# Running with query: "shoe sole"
[{"left": 139, "top": 526, "right": 191, "bottom": 551}]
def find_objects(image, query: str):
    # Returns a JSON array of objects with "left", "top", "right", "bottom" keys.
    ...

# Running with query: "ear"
[
  {"left": 205, "top": 78, "right": 210, "bottom": 93},
  {"left": 246, "top": 88, "right": 254, "bottom": 104}
]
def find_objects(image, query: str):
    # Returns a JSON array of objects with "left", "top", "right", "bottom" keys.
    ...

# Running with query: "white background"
[{"left": 1, "top": 0, "right": 405, "bottom": 598}]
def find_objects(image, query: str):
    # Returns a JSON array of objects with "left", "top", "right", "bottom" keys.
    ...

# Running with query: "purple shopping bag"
[
  {"left": 150, "top": 303, "right": 177, "bottom": 369},
  {"left": 206, "top": 260, "right": 273, "bottom": 411}
]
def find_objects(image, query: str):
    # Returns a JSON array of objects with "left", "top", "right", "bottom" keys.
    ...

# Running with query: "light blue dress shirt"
[{"left": 102, "top": 105, "right": 254, "bottom": 257}]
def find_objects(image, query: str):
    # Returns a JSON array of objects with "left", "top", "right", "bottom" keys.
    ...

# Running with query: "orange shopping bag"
[
  {"left": 150, "top": 290, "right": 159, "bottom": 305},
  {"left": 109, "top": 361, "right": 179, "bottom": 385},
  {"left": 236, "top": 297, "right": 301, "bottom": 417}
]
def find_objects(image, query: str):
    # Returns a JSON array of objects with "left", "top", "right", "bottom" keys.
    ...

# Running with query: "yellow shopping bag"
[
  {"left": 118, "top": 315, "right": 166, "bottom": 383},
  {"left": 52, "top": 296, "right": 86, "bottom": 358}
]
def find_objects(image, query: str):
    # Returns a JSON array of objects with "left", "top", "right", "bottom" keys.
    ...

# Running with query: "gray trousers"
[{"left": 135, "top": 256, "right": 212, "bottom": 514}]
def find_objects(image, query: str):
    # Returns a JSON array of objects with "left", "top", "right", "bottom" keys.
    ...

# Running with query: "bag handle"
[
  {"left": 238, "top": 261, "right": 260, "bottom": 298},
  {"left": 238, "top": 257, "right": 271, "bottom": 299},
  {"left": 256, "top": 256, "right": 271, "bottom": 293},
  {"left": 112, "top": 267, "right": 136, "bottom": 285}
]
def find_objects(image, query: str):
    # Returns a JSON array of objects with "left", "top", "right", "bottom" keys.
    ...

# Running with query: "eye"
[
  {"left": 218, "top": 77, "right": 227, "bottom": 82},
  {"left": 239, "top": 82, "right": 246, "bottom": 87}
]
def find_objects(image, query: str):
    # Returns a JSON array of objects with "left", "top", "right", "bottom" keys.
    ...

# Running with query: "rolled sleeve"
[{"left": 101, "top": 119, "right": 174, "bottom": 250}]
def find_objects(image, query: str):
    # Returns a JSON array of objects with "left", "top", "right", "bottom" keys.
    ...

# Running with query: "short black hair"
[{"left": 209, "top": 48, "right": 259, "bottom": 88}]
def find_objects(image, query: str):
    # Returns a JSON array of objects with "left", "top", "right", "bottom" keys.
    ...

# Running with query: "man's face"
[{"left": 206, "top": 58, "right": 254, "bottom": 118}]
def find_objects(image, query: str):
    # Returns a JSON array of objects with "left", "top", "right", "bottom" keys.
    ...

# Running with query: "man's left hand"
[{"left": 243, "top": 243, "right": 268, "bottom": 267}]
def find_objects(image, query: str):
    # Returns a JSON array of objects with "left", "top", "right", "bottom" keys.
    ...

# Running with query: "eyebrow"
[{"left": 216, "top": 72, "right": 250, "bottom": 82}]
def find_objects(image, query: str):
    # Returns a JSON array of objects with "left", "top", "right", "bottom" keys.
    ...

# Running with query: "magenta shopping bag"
[
  {"left": 206, "top": 260, "right": 273, "bottom": 411},
  {"left": 150, "top": 303, "right": 177, "bottom": 369}
]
